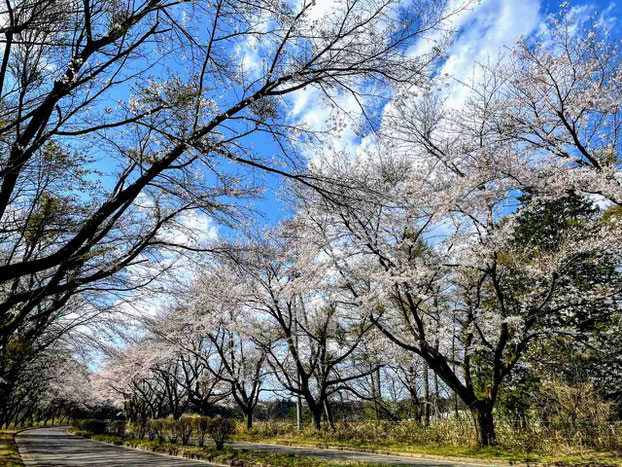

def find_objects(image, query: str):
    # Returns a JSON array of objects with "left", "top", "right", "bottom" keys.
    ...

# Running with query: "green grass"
[
  {"left": 0, "top": 430, "right": 24, "bottom": 467},
  {"left": 69, "top": 429, "right": 387, "bottom": 467}
]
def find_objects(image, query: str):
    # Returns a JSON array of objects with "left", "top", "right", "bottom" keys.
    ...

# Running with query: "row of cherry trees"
[
  {"left": 0, "top": 347, "right": 106, "bottom": 428},
  {"left": 94, "top": 8, "right": 622, "bottom": 446},
  {"left": 0, "top": 0, "right": 459, "bottom": 427},
  {"left": 1, "top": 0, "right": 620, "bottom": 446}
]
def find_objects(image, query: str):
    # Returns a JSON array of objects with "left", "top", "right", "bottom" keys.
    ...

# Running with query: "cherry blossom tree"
[
  {"left": 0, "top": 293, "right": 111, "bottom": 426},
  {"left": 293, "top": 105, "right": 622, "bottom": 444},
  {"left": 95, "top": 336, "right": 228, "bottom": 423},
  {"left": 36, "top": 356, "right": 107, "bottom": 425},
  {"left": 388, "top": 6, "right": 622, "bottom": 208},
  {"left": 500, "top": 8, "right": 622, "bottom": 205},
  {"left": 153, "top": 293, "right": 265, "bottom": 427},
  {"left": 0, "top": 343, "right": 104, "bottom": 427},
  {"left": 96, "top": 341, "right": 172, "bottom": 423},
  {"left": 345, "top": 335, "right": 433, "bottom": 422},
  {"left": 219, "top": 230, "right": 383, "bottom": 430},
  {"left": 300, "top": 8, "right": 622, "bottom": 445},
  {"left": 0, "top": 0, "right": 461, "bottom": 410}
]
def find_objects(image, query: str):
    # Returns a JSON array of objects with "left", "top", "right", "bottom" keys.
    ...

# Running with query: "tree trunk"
[
  {"left": 375, "top": 366, "right": 382, "bottom": 420},
  {"left": 434, "top": 371, "right": 440, "bottom": 421},
  {"left": 244, "top": 410, "right": 253, "bottom": 429},
  {"left": 312, "top": 405, "right": 323, "bottom": 430},
  {"left": 370, "top": 363, "right": 379, "bottom": 420},
  {"left": 472, "top": 402, "right": 497, "bottom": 446}
]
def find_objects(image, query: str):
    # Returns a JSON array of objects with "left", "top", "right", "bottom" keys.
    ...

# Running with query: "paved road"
[
  {"left": 16, "top": 426, "right": 209, "bottom": 466},
  {"left": 16, "top": 426, "right": 496, "bottom": 466}
]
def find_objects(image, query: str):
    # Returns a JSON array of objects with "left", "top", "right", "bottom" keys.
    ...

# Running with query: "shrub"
[
  {"left": 208, "top": 417, "right": 236, "bottom": 450},
  {"left": 241, "top": 417, "right": 622, "bottom": 456},
  {"left": 242, "top": 420, "right": 298, "bottom": 439},
  {"left": 192, "top": 416, "right": 210, "bottom": 447},
  {"left": 146, "top": 419, "right": 166, "bottom": 442},
  {"left": 126, "top": 417, "right": 149, "bottom": 440},
  {"left": 163, "top": 417, "right": 179, "bottom": 443},
  {"left": 73, "top": 419, "right": 107, "bottom": 435},
  {"left": 136, "top": 416, "right": 149, "bottom": 440},
  {"left": 175, "top": 416, "right": 194, "bottom": 446},
  {"left": 108, "top": 420, "right": 126, "bottom": 437}
]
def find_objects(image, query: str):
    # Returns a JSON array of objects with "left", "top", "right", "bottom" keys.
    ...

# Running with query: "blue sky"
[
  {"left": 79, "top": 0, "right": 622, "bottom": 348},
  {"left": 241, "top": 0, "right": 622, "bottom": 231},
  {"left": 545, "top": 0, "right": 620, "bottom": 18},
  {"left": 89, "top": 0, "right": 622, "bottom": 246}
]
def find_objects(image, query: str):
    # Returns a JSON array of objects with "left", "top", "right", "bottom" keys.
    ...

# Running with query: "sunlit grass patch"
[
  {"left": 232, "top": 421, "right": 622, "bottom": 466},
  {"left": 0, "top": 430, "right": 24, "bottom": 467}
]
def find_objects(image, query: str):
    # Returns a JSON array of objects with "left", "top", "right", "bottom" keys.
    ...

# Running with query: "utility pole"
[
  {"left": 423, "top": 361, "right": 430, "bottom": 425},
  {"left": 452, "top": 309, "right": 459, "bottom": 418},
  {"left": 370, "top": 362, "right": 379, "bottom": 420}
]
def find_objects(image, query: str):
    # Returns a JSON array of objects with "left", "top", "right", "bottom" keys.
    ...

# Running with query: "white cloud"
[
  {"left": 289, "top": 0, "right": 544, "bottom": 162},
  {"left": 235, "top": 35, "right": 263, "bottom": 78},
  {"left": 288, "top": 86, "right": 365, "bottom": 162},
  {"left": 438, "top": 0, "right": 542, "bottom": 109},
  {"left": 160, "top": 210, "right": 219, "bottom": 247},
  {"left": 302, "top": 0, "right": 339, "bottom": 22}
]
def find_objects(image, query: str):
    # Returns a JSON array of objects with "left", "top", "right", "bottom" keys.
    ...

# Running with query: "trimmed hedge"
[
  {"left": 134, "top": 415, "right": 236, "bottom": 449},
  {"left": 74, "top": 416, "right": 237, "bottom": 449},
  {"left": 72, "top": 419, "right": 108, "bottom": 435}
]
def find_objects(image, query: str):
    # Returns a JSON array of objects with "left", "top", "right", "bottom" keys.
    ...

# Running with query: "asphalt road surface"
[
  {"left": 16, "top": 426, "right": 495, "bottom": 466},
  {"left": 16, "top": 426, "right": 209, "bottom": 466}
]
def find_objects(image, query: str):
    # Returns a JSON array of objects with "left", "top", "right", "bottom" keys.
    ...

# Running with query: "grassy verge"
[
  {"left": 69, "top": 429, "right": 387, "bottom": 467},
  {"left": 0, "top": 430, "right": 24, "bottom": 467},
  {"left": 233, "top": 432, "right": 622, "bottom": 466}
]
